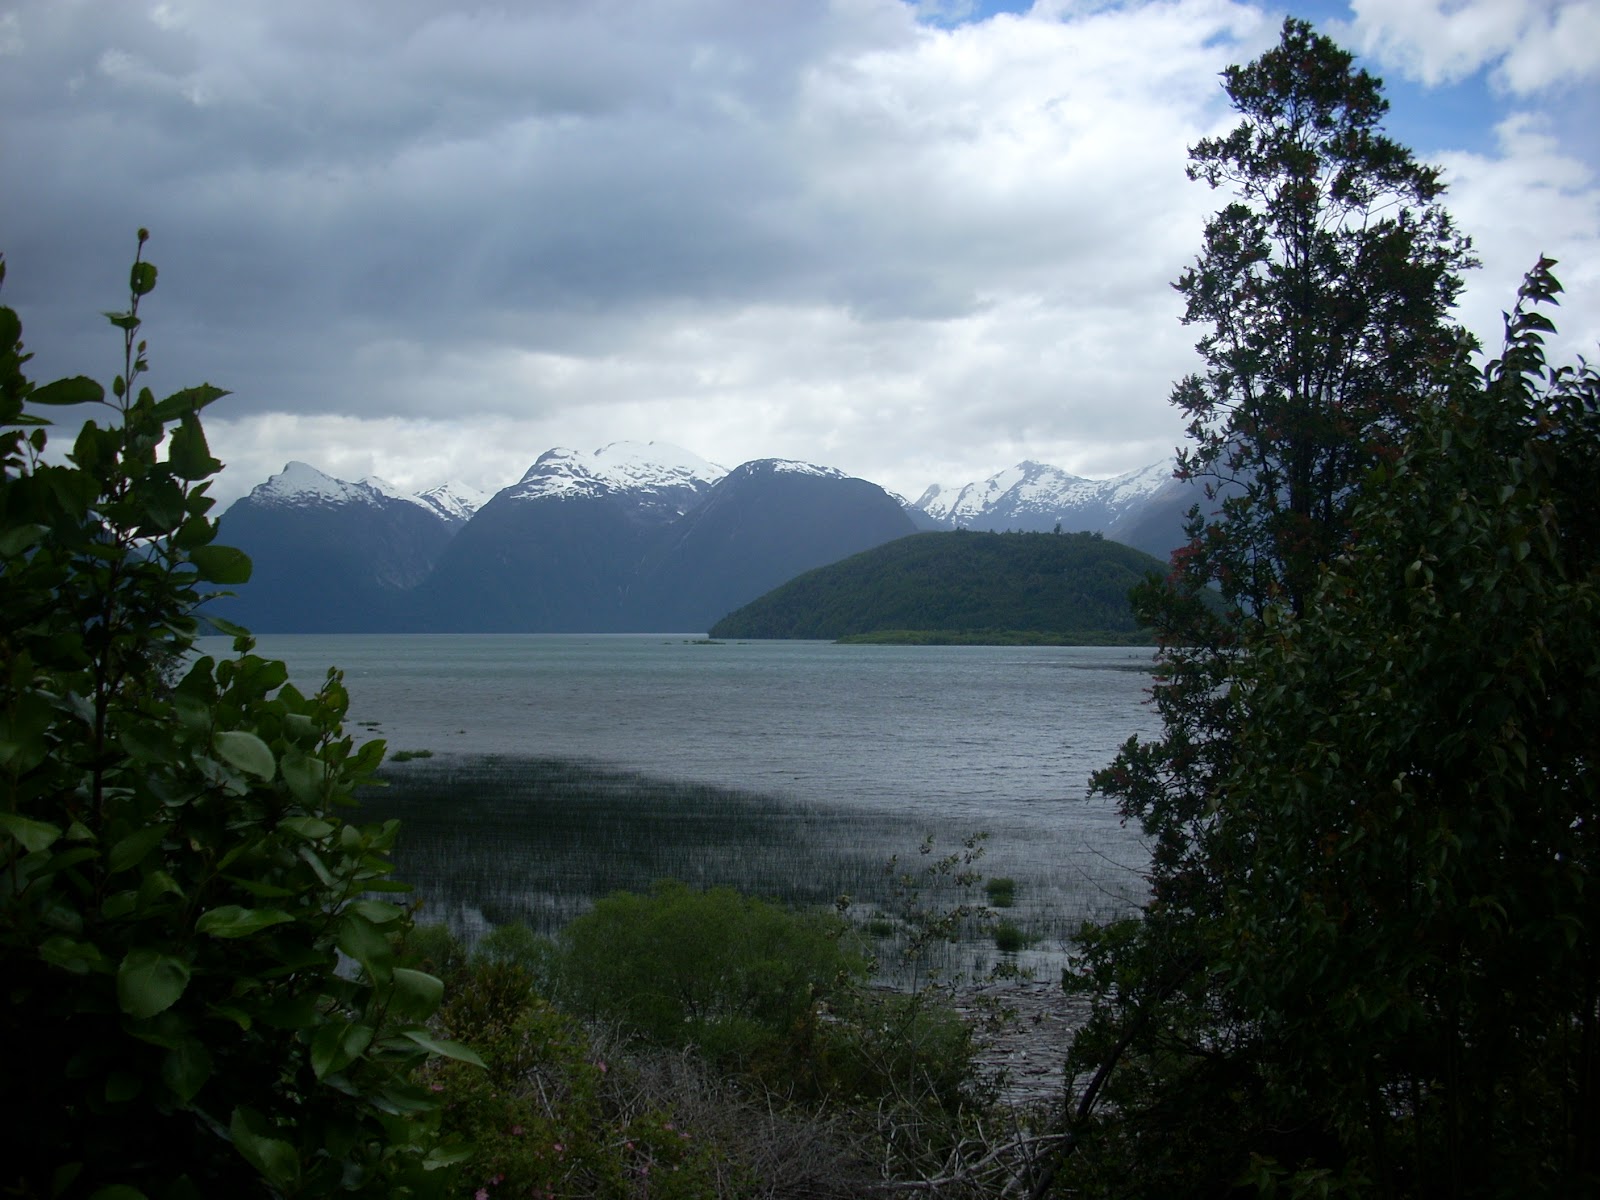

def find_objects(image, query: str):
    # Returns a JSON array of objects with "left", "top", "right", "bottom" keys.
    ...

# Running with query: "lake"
[{"left": 200, "top": 634, "right": 1161, "bottom": 975}]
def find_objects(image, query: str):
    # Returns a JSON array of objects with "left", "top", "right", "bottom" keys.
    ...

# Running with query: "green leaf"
[
  {"left": 196, "top": 905, "right": 295, "bottom": 939},
  {"left": 153, "top": 383, "right": 230, "bottom": 421},
  {"left": 423, "top": 1144, "right": 477, "bottom": 1169},
  {"left": 280, "top": 754, "right": 331, "bottom": 804},
  {"left": 213, "top": 730, "right": 275, "bottom": 780},
  {"left": 166, "top": 414, "right": 220, "bottom": 481},
  {"left": 88, "top": 1186, "right": 149, "bottom": 1200},
  {"left": 350, "top": 898, "right": 405, "bottom": 924},
  {"left": 39, "top": 936, "right": 107, "bottom": 974},
  {"left": 161, "top": 1038, "right": 213, "bottom": 1103},
  {"left": 0, "top": 812, "right": 62, "bottom": 853},
  {"left": 32, "top": 375, "right": 104, "bottom": 406},
  {"left": 129, "top": 260, "right": 157, "bottom": 297},
  {"left": 277, "top": 814, "right": 335, "bottom": 841},
  {"left": 401, "top": 1030, "right": 486, "bottom": 1068},
  {"left": 206, "top": 614, "right": 251, "bottom": 639},
  {"left": 388, "top": 967, "right": 445, "bottom": 1021},
  {"left": 108, "top": 824, "right": 169, "bottom": 874},
  {"left": 189, "top": 543, "right": 252, "bottom": 585},
  {"left": 337, "top": 911, "right": 394, "bottom": 981},
  {"left": 310, "top": 1020, "right": 375, "bottom": 1080},
  {"left": 116, "top": 949, "right": 191, "bottom": 1019},
  {"left": 229, "top": 1107, "right": 300, "bottom": 1192},
  {"left": 0, "top": 521, "right": 48, "bottom": 558}
]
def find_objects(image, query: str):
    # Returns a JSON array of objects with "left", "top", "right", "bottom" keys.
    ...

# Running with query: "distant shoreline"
[{"left": 834, "top": 629, "right": 1157, "bottom": 647}]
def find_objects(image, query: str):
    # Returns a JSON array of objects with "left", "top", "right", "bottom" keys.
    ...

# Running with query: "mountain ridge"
[{"left": 212, "top": 443, "right": 1203, "bottom": 633}]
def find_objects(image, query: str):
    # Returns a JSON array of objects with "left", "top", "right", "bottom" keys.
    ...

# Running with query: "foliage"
[
  {"left": 1208, "top": 262, "right": 1600, "bottom": 1194},
  {"left": 1057, "top": 20, "right": 1595, "bottom": 1198},
  {"left": 0, "top": 237, "right": 477, "bottom": 1199},
  {"left": 1172, "top": 15, "right": 1476, "bottom": 619},
  {"left": 709, "top": 530, "right": 1167, "bottom": 640},
  {"left": 555, "top": 880, "right": 867, "bottom": 1078},
  {"left": 417, "top": 923, "right": 888, "bottom": 1199}
]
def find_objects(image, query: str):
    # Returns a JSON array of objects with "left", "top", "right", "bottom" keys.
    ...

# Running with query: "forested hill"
[{"left": 708, "top": 530, "right": 1165, "bottom": 641}]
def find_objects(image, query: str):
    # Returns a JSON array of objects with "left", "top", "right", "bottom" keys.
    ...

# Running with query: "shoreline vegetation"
[
  {"left": 835, "top": 628, "right": 1155, "bottom": 646},
  {"left": 357, "top": 753, "right": 1142, "bottom": 978}
]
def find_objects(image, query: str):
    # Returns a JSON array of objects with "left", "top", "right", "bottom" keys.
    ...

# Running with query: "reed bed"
[{"left": 358, "top": 753, "right": 1146, "bottom": 980}]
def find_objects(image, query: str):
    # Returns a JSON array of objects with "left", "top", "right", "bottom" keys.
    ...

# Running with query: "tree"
[
  {"left": 1106, "top": 18, "right": 1480, "bottom": 915},
  {"left": 1173, "top": 15, "right": 1476, "bottom": 618},
  {"left": 0, "top": 236, "right": 479, "bottom": 1199},
  {"left": 1047, "top": 21, "right": 1538, "bottom": 1196},
  {"left": 1213, "top": 262, "right": 1599, "bottom": 1195}
]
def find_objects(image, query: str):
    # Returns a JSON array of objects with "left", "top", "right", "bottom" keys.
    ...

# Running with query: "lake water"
[{"left": 199, "top": 634, "right": 1161, "bottom": 969}]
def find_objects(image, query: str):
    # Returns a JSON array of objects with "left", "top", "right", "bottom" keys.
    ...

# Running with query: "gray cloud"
[{"left": 2, "top": 0, "right": 1594, "bottom": 509}]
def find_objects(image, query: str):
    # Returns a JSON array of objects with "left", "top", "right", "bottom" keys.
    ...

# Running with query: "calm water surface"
[{"left": 201, "top": 634, "right": 1161, "bottom": 948}]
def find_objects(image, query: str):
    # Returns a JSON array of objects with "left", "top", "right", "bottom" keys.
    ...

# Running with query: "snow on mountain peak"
[
  {"left": 509, "top": 441, "right": 726, "bottom": 505},
  {"left": 911, "top": 457, "right": 1177, "bottom": 530},
  {"left": 248, "top": 462, "right": 483, "bottom": 524},
  {"left": 738, "top": 458, "right": 851, "bottom": 481},
  {"left": 416, "top": 480, "right": 488, "bottom": 523},
  {"left": 252, "top": 461, "right": 378, "bottom": 507}
]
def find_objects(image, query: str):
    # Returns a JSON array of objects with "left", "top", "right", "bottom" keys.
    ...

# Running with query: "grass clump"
[
  {"left": 984, "top": 877, "right": 1017, "bottom": 908},
  {"left": 993, "top": 920, "right": 1031, "bottom": 954}
]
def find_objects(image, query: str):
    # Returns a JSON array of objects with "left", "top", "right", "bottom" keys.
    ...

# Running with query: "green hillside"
[{"left": 708, "top": 530, "right": 1165, "bottom": 642}]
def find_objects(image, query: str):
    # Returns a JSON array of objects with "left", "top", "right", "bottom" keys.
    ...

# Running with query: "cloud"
[
  {"left": 1441, "top": 113, "right": 1600, "bottom": 361},
  {"left": 1348, "top": 0, "right": 1600, "bottom": 94},
  {"left": 1, "top": 0, "right": 1594, "bottom": 510}
]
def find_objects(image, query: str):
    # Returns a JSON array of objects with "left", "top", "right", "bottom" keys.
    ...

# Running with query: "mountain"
[
  {"left": 408, "top": 442, "right": 726, "bottom": 631},
  {"left": 910, "top": 459, "right": 1200, "bottom": 560},
  {"left": 209, "top": 444, "right": 1209, "bottom": 633},
  {"left": 634, "top": 459, "right": 919, "bottom": 631},
  {"left": 709, "top": 530, "right": 1167, "bottom": 641},
  {"left": 210, "top": 462, "right": 484, "bottom": 632}
]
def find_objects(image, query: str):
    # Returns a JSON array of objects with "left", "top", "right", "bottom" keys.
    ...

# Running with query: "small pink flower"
[
  {"left": 596, "top": 1060, "right": 607, "bottom": 1073},
  {"left": 553, "top": 1143, "right": 564, "bottom": 1154},
  {"left": 511, "top": 1125, "right": 525, "bottom": 1137},
  {"left": 429, "top": 1082, "right": 445, "bottom": 1092},
  {"left": 475, "top": 1190, "right": 489, "bottom": 1200}
]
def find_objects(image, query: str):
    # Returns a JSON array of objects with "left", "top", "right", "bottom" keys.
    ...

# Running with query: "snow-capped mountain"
[
  {"left": 208, "top": 443, "right": 1205, "bottom": 633},
  {"left": 247, "top": 461, "right": 486, "bottom": 528},
  {"left": 214, "top": 463, "right": 472, "bottom": 632},
  {"left": 912, "top": 460, "right": 1173, "bottom": 531},
  {"left": 414, "top": 480, "right": 489, "bottom": 525},
  {"left": 503, "top": 441, "right": 724, "bottom": 515}
]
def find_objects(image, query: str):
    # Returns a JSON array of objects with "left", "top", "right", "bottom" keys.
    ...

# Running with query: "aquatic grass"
[{"left": 359, "top": 753, "right": 1148, "bottom": 979}]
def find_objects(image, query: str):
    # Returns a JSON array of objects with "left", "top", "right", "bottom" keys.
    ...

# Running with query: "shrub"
[
  {"left": 555, "top": 880, "right": 866, "bottom": 1075},
  {"left": 992, "top": 920, "right": 1027, "bottom": 953},
  {"left": 0, "top": 237, "right": 477, "bottom": 1198}
]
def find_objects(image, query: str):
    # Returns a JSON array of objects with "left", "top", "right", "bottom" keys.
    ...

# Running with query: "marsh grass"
[{"left": 361, "top": 753, "right": 1145, "bottom": 981}]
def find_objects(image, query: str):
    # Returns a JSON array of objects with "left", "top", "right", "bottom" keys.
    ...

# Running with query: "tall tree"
[
  {"left": 1047, "top": 20, "right": 1495, "bottom": 1196},
  {"left": 1173, "top": 15, "right": 1476, "bottom": 618}
]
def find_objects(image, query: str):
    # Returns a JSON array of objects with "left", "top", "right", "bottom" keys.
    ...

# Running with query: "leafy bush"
[
  {"left": 0, "top": 237, "right": 477, "bottom": 1199},
  {"left": 992, "top": 920, "right": 1027, "bottom": 953},
  {"left": 555, "top": 880, "right": 866, "bottom": 1075}
]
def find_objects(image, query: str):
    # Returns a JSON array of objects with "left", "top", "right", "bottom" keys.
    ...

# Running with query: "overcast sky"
[{"left": 3, "top": 0, "right": 1597, "bottom": 509}]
